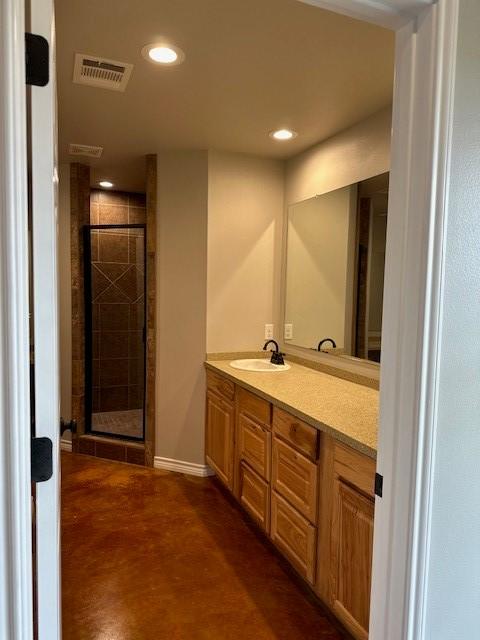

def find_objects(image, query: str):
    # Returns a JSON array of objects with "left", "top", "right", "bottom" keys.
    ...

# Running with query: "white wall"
[
  {"left": 424, "top": 1, "right": 480, "bottom": 636},
  {"left": 156, "top": 150, "right": 208, "bottom": 465},
  {"left": 207, "top": 150, "right": 284, "bottom": 353},
  {"left": 58, "top": 164, "right": 72, "bottom": 427}
]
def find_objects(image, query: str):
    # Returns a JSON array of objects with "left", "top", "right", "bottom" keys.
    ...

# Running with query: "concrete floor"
[{"left": 61, "top": 453, "right": 348, "bottom": 640}]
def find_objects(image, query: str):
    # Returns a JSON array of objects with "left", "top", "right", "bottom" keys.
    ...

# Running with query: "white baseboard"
[
  {"left": 154, "top": 456, "right": 214, "bottom": 478},
  {"left": 60, "top": 438, "right": 72, "bottom": 452}
]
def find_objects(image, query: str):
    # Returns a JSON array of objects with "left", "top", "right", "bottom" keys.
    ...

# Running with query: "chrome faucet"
[{"left": 263, "top": 340, "right": 285, "bottom": 366}]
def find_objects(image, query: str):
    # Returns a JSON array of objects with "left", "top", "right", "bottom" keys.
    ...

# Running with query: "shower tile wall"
[{"left": 90, "top": 190, "right": 146, "bottom": 418}]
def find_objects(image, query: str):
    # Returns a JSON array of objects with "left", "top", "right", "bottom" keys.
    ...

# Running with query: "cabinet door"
[
  {"left": 331, "top": 479, "right": 374, "bottom": 640},
  {"left": 271, "top": 491, "right": 316, "bottom": 584},
  {"left": 205, "top": 392, "right": 234, "bottom": 490},
  {"left": 238, "top": 413, "right": 271, "bottom": 480},
  {"left": 239, "top": 463, "right": 270, "bottom": 533}
]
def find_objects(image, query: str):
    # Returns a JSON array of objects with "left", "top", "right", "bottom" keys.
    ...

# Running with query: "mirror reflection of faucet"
[{"left": 317, "top": 338, "right": 337, "bottom": 353}]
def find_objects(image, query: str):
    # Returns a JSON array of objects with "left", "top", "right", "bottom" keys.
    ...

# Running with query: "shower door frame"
[{"left": 83, "top": 223, "right": 147, "bottom": 443}]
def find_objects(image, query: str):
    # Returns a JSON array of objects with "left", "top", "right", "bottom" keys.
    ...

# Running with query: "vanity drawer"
[
  {"left": 334, "top": 441, "right": 376, "bottom": 498},
  {"left": 237, "top": 387, "right": 271, "bottom": 428},
  {"left": 206, "top": 370, "right": 235, "bottom": 402},
  {"left": 273, "top": 407, "right": 319, "bottom": 461},
  {"left": 238, "top": 413, "right": 271, "bottom": 480},
  {"left": 271, "top": 490, "right": 316, "bottom": 584},
  {"left": 240, "top": 463, "right": 270, "bottom": 533},
  {"left": 272, "top": 437, "right": 318, "bottom": 524}
]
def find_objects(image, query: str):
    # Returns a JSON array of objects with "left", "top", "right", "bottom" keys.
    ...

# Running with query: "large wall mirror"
[{"left": 284, "top": 172, "right": 389, "bottom": 364}]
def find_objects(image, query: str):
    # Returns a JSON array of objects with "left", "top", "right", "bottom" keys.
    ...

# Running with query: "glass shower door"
[{"left": 84, "top": 224, "right": 146, "bottom": 441}]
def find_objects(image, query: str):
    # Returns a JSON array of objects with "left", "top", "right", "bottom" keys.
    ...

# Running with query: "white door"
[{"left": 29, "top": 0, "right": 62, "bottom": 638}]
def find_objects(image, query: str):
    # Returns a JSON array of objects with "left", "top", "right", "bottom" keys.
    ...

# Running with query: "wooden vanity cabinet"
[
  {"left": 239, "top": 462, "right": 270, "bottom": 532},
  {"left": 331, "top": 479, "right": 374, "bottom": 640},
  {"left": 317, "top": 437, "right": 376, "bottom": 640},
  {"left": 205, "top": 373, "right": 235, "bottom": 490},
  {"left": 237, "top": 413, "right": 271, "bottom": 481},
  {"left": 205, "top": 367, "right": 376, "bottom": 639},
  {"left": 272, "top": 437, "right": 318, "bottom": 523},
  {"left": 270, "top": 405, "right": 320, "bottom": 582},
  {"left": 271, "top": 490, "right": 316, "bottom": 584},
  {"left": 272, "top": 407, "right": 319, "bottom": 461},
  {"left": 236, "top": 389, "right": 272, "bottom": 529}
]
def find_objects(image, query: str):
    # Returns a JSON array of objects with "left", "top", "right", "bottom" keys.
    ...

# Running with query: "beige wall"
[
  {"left": 58, "top": 163, "right": 72, "bottom": 427},
  {"left": 57, "top": 107, "right": 391, "bottom": 459},
  {"left": 285, "top": 106, "right": 391, "bottom": 205},
  {"left": 156, "top": 150, "right": 208, "bottom": 465},
  {"left": 207, "top": 150, "right": 284, "bottom": 353},
  {"left": 282, "top": 107, "right": 391, "bottom": 377}
]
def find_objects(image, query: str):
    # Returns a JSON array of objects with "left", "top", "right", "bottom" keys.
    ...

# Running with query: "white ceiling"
[{"left": 56, "top": 0, "right": 394, "bottom": 192}]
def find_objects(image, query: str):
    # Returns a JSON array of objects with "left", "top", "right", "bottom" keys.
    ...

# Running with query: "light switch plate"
[
  {"left": 284, "top": 323, "right": 293, "bottom": 340},
  {"left": 264, "top": 324, "right": 274, "bottom": 340}
]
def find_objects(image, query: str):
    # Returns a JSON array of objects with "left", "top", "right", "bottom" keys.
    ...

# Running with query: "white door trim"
[
  {"left": 299, "top": 0, "right": 433, "bottom": 29},
  {"left": 0, "top": 1, "right": 34, "bottom": 639},
  {"left": 371, "top": 3, "right": 459, "bottom": 638},
  {"left": 30, "top": 0, "right": 62, "bottom": 638}
]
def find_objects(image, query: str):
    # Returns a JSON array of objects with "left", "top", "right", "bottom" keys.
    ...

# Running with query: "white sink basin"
[{"left": 230, "top": 358, "right": 291, "bottom": 372}]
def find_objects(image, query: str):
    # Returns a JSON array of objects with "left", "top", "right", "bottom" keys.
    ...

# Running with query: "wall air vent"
[
  {"left": 73, "top": 53, "right": 133, "bottom": 92},
  {"left": 68, "top": 143, "right": 104, "bottom": 159}
]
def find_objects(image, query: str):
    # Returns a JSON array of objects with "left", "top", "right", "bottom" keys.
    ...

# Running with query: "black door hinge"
[
  {"left": 375, "top": 472, "right": 383, "bottom": 498},
  {"left": 25, "top": 33, "right": 49, "bottom": 86},
  {"left": 31, "top": 437, "right": 53, "bottom": 483}
]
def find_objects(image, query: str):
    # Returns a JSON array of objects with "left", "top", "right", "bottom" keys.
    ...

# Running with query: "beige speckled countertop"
[{"left": 206, "top": 359, "right": 378, "bottom": 459}]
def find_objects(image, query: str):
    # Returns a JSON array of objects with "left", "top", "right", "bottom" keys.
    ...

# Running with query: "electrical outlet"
[
  {"left": 264, "top": 324, "right": 274, "bottom": 340},
  {"left": 284, "top": 323, "right": 293, "bottom": 340}
]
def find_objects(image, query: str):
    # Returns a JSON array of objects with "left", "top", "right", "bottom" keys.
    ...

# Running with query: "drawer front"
[
  {"left": 334, "top": 441, "right": 376, "bottom": 498},
  {"left": 240, "top": 463, "right": 270, "bottom": 533},
  {"left": 237, "top": 387, "right": 271, "bottom": 428},
  {"left": 273, "top": 406, "right": 319, "bottom": 460},
  {"left": 238, "top": 413, "right": 271, "bottom": 480},
  {"left": 272, "top": 437, "right": 318, "bottom": 523},
  {"left": 271, "top": 491, "right": 316, "bottom": 584},
  {"left": 206, "top": 370, "right": 235, "bottom": 402}
]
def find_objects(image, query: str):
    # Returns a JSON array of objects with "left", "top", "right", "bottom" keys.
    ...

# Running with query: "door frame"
[
  {"left": 0, "top": 0, "right": 34, "bottom": 638},
  {"left": 0, "top": 0, "right": 460, "bottom": 639}
]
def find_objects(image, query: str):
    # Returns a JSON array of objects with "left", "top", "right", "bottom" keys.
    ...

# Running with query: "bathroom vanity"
[{"left": 205, "top": 359, "right": 378, "bottom": 640}]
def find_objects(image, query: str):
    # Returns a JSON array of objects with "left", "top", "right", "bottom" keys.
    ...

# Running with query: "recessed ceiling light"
[
  {"left": 142, "top": 43, "right": 185, "bottom": 66},
  {"left": 270, "top": 129, "right": 298, "bottom": 141},
  {"left": 99, "top": 180, "right": 113, "bottom": 188}
]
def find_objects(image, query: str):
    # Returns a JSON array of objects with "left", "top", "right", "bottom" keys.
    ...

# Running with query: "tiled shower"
[{"left": 85, "top": 190, "right": 146, "bottom": 440}]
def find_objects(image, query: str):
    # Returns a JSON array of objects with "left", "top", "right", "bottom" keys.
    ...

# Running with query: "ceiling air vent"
[
  {"left": 73, "top": 53, "right": 133, "bottom": 92},
  {"left": 68, "top": 143, "right": 104, "bottom": 159}
]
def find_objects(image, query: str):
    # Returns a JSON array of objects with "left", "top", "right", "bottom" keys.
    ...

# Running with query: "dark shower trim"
[{"left": 83, "top": 223, "right": 147, "bottom": 443}]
